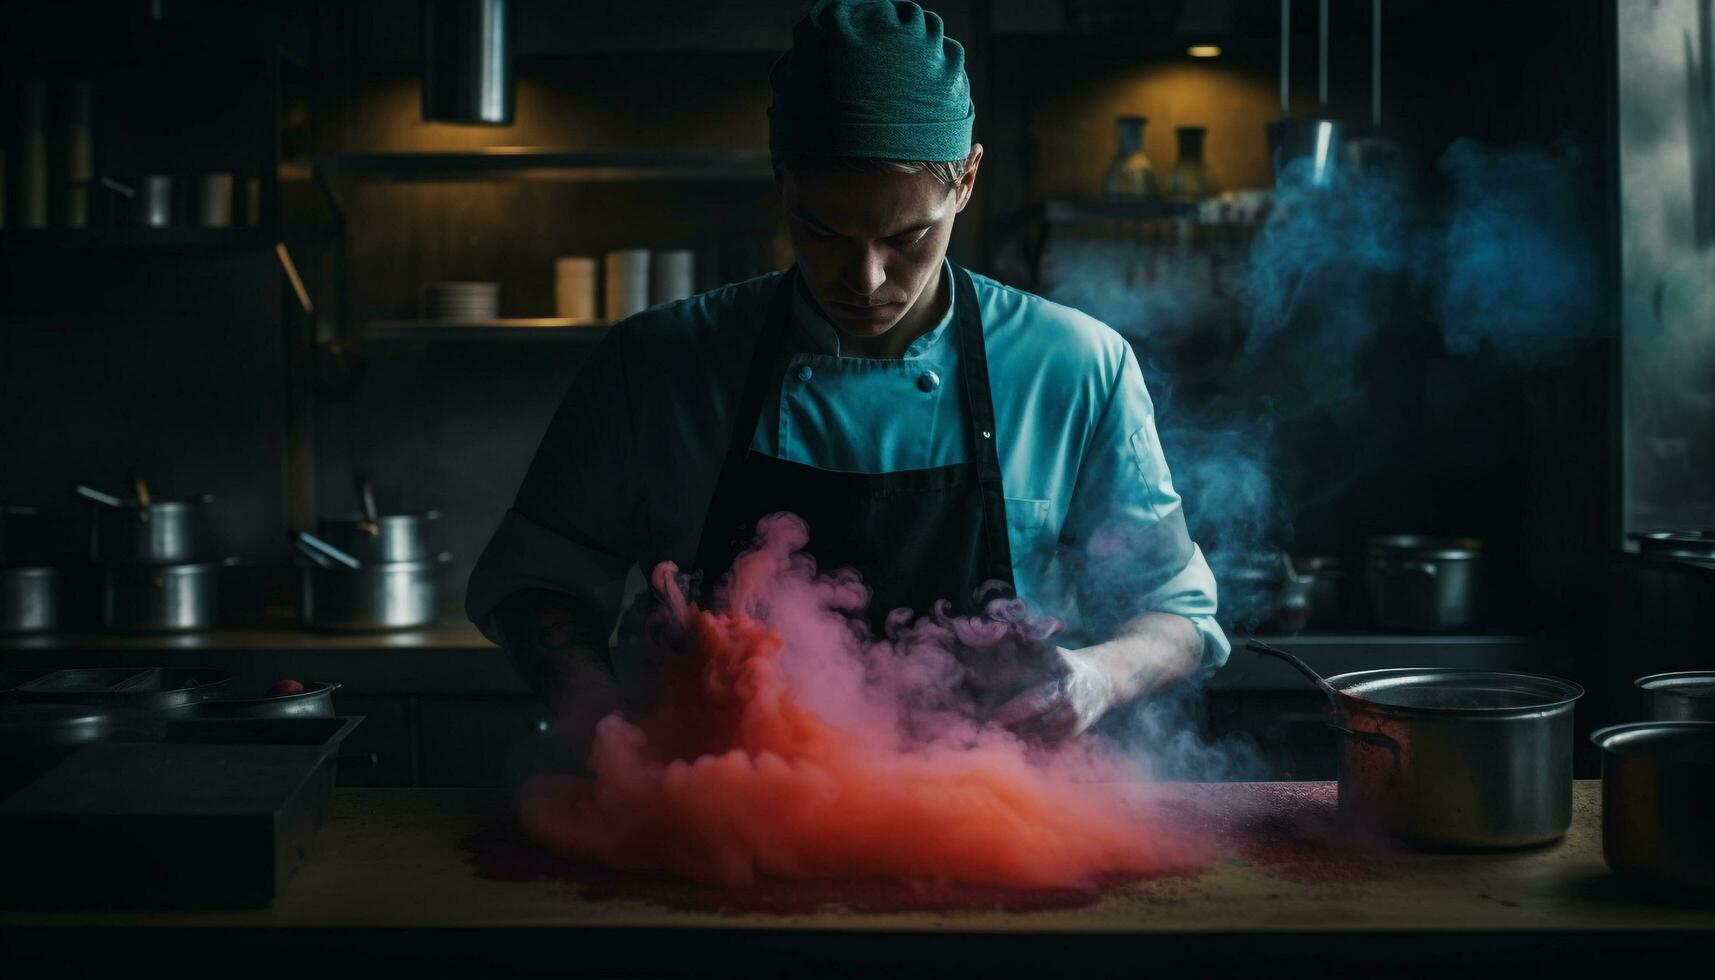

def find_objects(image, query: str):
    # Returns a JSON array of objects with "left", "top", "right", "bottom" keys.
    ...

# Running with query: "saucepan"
[
  {"left": 1248, "top": 640, "right": 1583, "bottom": 850},
  {"left": 78, "top": 478, "right": 217, "bottom": 565},
  {"left": 315, "top": 478, "right": 442, "bottom": 564},
  {"left": 294, "top": 531, "right": 450, "bottom": 631}
]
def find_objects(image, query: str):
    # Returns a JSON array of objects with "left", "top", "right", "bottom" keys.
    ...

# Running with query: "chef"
[{"left": 467, "top": 0, "right": 1228, "bottom": 742}]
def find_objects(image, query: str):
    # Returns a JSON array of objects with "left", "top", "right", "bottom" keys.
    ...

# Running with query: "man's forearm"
[{"left": 1078, "top": 611, "right": 1202, "bottom": 705}]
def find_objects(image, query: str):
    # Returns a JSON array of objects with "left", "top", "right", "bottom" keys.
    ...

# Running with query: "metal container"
[
  {"left": 172, "top": 681, "right": 340, "bottom": 720},
  {"left": 315, "top": 511, "right": 441, "bottom": 564},
  {"left": 1591, "top": 721, "right": 1715, "bottom": 890},
  {"left": 300, "top": 554, "right": 451, "bottom": 631},
  {"left": 102, "top": 560, "right": 233, "bottom": 632},
  {"left": 0, "top": 566, "right": 57, "bottom": 634},
  {"left": 1636, "top": 671, "right": 1715, "bottom": 722},
  {"left": 1363, "top": 535, "right": 1485, "bottom": 632},
  {"left": 1629, "top": 529, "right": 1715, "bottom": 561},
  {"left": 1329, "top": 668, "right": 1583, "bottom": 850},
  {"left": 90, "top": 496, "right": 214, "bottom": 565},
  {"left": 1292, "top": 555, "right": 1347, "bottom": 627}
]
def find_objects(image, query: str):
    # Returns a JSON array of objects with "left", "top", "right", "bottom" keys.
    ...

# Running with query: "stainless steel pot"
[
  {"left": 300, "top": 554, "right": 451, "bottom": 631},
  {"left": 1363, "top": 535, "right": 1485, "bottom": 632},
  {"left": 1, "top": 566, "right": 57, "bottom": 634},
  {"left": 1292, "top": 555, "right": 1347, "bottom": 627},
  {"left": 315, "top": 511, "right": 442, "bottom": 564},
  {"left": 87, "top": 494, "right": 216, "bottom": 565},
  {"left": 102, "top": 559, "right": 235, "bottom": 632},
  {"left": 1248, "top": 640, "right": 1580, "bottom": 850},
  {"left": 1636, "top": 671, "right": 1715, "bottom": 722},
  {"left": 1591, "top": 721, "right": 1715, "bottom": 890}
]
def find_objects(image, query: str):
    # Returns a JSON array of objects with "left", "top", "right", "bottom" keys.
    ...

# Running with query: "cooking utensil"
[
  {"left": 1591, "top": 721, "right": 1715, "bottom": 890},
  {"left": 74, "top": 485, "right": 125, "bottom": 508},
  {"left": 300, "top": 553, "right": 452, "bottom": 631},
  {"left": 171, "top": 680, "right": 341, "bottom": 720},
  {"left": 101, "top": 559, "right": 237, "bottom": 632},
  {"left": 1363, "top": 535, "right": 1485, "bottom": 632},
  {"left": 0, "top": 566, "right": 58, "bottom": 634},
  {"left": 1247, "top": 640, "right": 1582, "bottom": 849},
  {"left": 1636, "top": 672, "right": 1715, "bottom": 722},
  {"left": 295, "top": 531, "right": 361, "bottom": 570},
  {"left": 137, "top": 174, "right": 174, "bottom": 227},
  {"left": 83, "top": 482, "right": 216, "bottom": 565},
  {"left": 1291, "top": 555, "right": 1347, "bottom": 626},
  {"left": 315, "top": 509, "right": 442, "bottom": 564},
  {"left": 14, "top": 667, "right": 233, "bottom": 712},
  {"left": 357, "top": 475, "right": 381, "bottom": 533}
]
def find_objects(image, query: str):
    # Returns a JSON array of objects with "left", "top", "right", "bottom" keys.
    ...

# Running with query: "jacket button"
[
  {"left": 794, "top": 364, "right": 813, "bottom": 382},
  {"left": 916, "top": 370, "right": 940, "bottom": 392}
]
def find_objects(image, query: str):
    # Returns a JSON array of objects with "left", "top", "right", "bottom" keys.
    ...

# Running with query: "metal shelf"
[
  {"left": 0, "top": 227, "right": 274, "bottom": 251},
  {"left": 292, "top": 149, "right": 774, "bottom": 183},
  {"left": 360, "top": 318, "right": 613, "bottom": 344}
]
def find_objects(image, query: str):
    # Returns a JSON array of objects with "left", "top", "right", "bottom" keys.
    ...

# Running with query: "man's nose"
[{"left": 841, "top": 245, "right": 887, "bottom": 297}]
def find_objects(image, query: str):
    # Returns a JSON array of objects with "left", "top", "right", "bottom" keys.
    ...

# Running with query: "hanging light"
[
  {"left": 1187, "top": 45, "right": 1222, "bottom": 58},
  {"left": 422, "top": 0, "right": 515, "bottom": 125}
]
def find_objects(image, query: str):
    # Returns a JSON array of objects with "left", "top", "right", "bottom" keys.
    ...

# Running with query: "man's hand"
[
  {"left": 989, "top": 646, "right": 1116, "bottom": 741},
  {"left": 508, "top": 600, "right": 623, "bottom": 737},
  {"left": 989, "top": 612, "right": 1203, "bottom": 742}
]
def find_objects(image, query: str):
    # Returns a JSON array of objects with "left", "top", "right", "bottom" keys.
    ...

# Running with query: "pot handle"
[
  {"left": 1373, "top": 559, "right": 1438, "bottom": 578},
  {"left": 1327, "top": 722, "right": 1402, "bottom": 755}
]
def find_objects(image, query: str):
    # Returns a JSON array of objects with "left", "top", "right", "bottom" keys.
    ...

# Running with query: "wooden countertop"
[{"left": 2, "top": 781, "right": 1709, "bottom": 976}]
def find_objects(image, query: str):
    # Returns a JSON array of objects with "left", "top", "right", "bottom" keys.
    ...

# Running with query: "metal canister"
[
  {"left": 102, "top": 561, "right": 230, "bottom": 632},
  {"left": 91, "top": 496, "right": 214, "bottom": 565},
  {"left": 300, "top": 554, "right": 451, "bottom": 631}
]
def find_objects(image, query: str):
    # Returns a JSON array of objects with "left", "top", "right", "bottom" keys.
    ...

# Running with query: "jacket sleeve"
[
  {"left": 1058, "top": 343, "right": 1230, "bottom": 673},
  {"left": 465, "top": 329, "right": 646, "bottom": 647}
]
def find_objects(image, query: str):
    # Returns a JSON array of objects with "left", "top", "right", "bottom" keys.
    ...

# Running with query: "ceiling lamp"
[{"left": 422, "top": 0, "right": 515, "bottom": 125}]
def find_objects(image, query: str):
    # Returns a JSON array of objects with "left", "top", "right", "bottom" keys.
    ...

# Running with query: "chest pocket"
[{"left": 1003, "top": 496, "right": 1055, "bottom": 567}]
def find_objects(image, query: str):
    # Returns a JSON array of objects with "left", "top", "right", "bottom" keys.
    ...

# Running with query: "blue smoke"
[{"left": 1042, "top": 138, "right": 1600, "bottom": 632}]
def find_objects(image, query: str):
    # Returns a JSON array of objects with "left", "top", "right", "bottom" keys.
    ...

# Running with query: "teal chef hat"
[{"left": 768, "top": 0, "right": 974, "bottom": 163}]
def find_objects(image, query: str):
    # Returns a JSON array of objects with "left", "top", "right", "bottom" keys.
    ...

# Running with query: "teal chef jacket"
[{"left": 467, "top": 260, "right": 1229, "bottom": 671}]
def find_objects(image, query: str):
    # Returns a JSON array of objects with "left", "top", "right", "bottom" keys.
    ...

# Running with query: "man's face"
[{"left": 779, "top": 148, "right": 981, "bottom": 342}]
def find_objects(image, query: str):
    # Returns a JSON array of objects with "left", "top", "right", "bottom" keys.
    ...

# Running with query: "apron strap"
[
  {"left": 721, "top": 266, "right": 799, "bottom": 470},
  {"left": 951, "top": 264, "right": 1016, "bottom": 594}
]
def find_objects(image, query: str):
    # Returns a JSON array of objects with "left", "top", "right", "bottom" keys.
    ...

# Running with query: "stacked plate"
[{"left": 422, "top": 281, "right": 500, "bottom": 321}]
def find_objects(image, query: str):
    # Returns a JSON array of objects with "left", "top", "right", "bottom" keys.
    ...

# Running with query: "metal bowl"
[
  {"left": 172, "top": 681, "right": 340, "bottom": 719},
  {"left": 1629, "top": 530, "right": 1715, "bottom": 561}
]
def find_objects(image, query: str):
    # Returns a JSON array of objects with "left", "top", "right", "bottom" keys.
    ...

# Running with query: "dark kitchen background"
[{"left": 1, "top": 0, "right": 1710, "bottom": 789}]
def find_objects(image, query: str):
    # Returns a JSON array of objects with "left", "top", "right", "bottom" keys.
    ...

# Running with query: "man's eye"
[
  {"left": 891, "top": 232, "right": 927, "bottom": 248},
  {"left": 806, "top": 224, "right": 837, "bottom": 239}
]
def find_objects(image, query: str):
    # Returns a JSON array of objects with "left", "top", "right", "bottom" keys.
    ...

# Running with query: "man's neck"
[{"left": 839, "top": 263, "right": 949, "bottom": 359}]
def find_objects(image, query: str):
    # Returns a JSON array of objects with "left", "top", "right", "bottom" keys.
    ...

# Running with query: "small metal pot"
[
  {"left": 1591, "top": 721, "right": 1715, "bottom": 890},
  {"left": 1635, "top": 671, "right": 1715, "bottom": 721},
  {"left": 1329, "top": 668, "right": 1582, "bottom": 850},
  {"left": 172, "top": 681, "right": 340, "bottom": 719},
  {"left": 89, "top": 496, "right": 215, "bottom": 565},
  {"left": 1629, "top": 529, "right": 1715, "bottom": 561},
  {"left": 1364, "top": 535, "right": 1485, "bottom": 632},
  {"left": 1292, "top": 555, "right": 1347, "bottom": 627},
  {"left": 1, "top": 566, "right": 58, "bottom": 634},
  {"left": 315, "top": 511, "right": 442, "bottom": 564},
  {"left": 300, "top": 554, "right": 451, "bottom": 631},
  {"left": 102, "top": 559, "right": 235, "bottom": 633}
]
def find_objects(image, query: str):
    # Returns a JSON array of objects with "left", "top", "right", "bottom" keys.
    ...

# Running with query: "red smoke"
[{"left": 520, "top": 514, "right": 1208, "bottom": 888}]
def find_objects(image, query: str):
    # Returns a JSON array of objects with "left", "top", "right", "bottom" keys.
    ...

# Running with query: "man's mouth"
[{"left": 828, "top": 298, "right": 897, "bottom": 319}]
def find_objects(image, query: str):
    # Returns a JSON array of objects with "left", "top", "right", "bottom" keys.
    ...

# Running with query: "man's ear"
[{"left": 955, "top": 143, "right": 984, "bottom": 213}]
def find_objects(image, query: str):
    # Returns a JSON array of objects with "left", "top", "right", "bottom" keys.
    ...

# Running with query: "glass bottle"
[
  {"left": 1168, "top": 126, "right": 1218, "bottom": 202},
  {"left": 1103, "top": 115, "right": 1156, "bottom": 199}
]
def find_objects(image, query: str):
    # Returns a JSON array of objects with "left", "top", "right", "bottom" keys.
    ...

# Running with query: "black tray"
[{"left": 0, "top": 715, "right": 362, "bottom": 909}]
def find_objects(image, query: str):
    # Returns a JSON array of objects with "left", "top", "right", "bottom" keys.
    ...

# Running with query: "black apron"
[{"left": 691, "top": 264, "right": 1014, "bottom": 625}]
